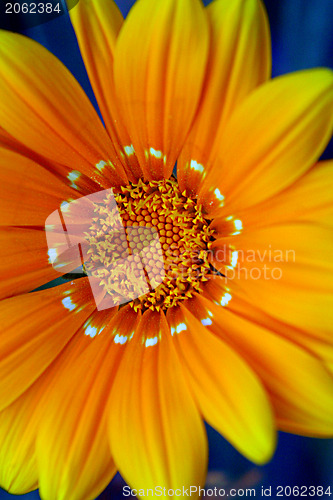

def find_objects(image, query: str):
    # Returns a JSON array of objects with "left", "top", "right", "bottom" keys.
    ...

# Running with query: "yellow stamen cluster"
[{"left": 84, "top": 178, "right": 215, "bottom": 311}]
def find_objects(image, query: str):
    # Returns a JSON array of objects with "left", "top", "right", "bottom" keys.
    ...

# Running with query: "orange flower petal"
[
  {"left": 113, "top": 0, "right": 209, "bottom": 180},
  {"left": 204, "top": 277, "right": 333, "bottom": 366},
  {"left": 37, "top": 306, "right": 138, "bottom": 500},
  {"left": 0, "top": 279, "right": 97, "bottom": 412},
  {"left": 217, "top": 160, "right": 333, "bottom": 231},
  {"left": 0, "top": 147, "right": 106, "bottom": 299},
  {"left": 0, "top": 381, "right": 40, "bottom": 494},
  {"left": 178, "top": 0, "right": 271, "bottom": 195},
  {"left": 212, "top": 224, "right": 333, "bottom": 338},
  {"left": 0, "top": 148, "right": 78, "bottom": 226},
  {"left": 326, "top": 362, "right": 333, "bottom": 377},
  {"left": 109, "top": 310, "right": 207, "bottom": 495},
  {"left": 0, "top": 227, "right": 61, "bottom": 299},
  {"left": 0, "top": 303, "right": 119, "bottom": 496},
  {"left": 0, "top": 127, "right": 103, "bottom": 195},
  {"left": 202, "top": 280, "right": 333, "bottom": 436},
  {"left": 68, "top": 0, "right": 142, "bottom": 180},
  {"left": 0, "top": 30, "right": 128, "bottom": 187},
  {"left": 0, "top": 321, "right": 92, "bottom": 496},
  {"left": 198, "top": 69, "right": 333, "bottom": 215},
  {"left": 167, "top": 304, "right": 275, "bottom": 464}
]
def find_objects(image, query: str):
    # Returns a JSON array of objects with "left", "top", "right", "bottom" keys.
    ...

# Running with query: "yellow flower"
[{"left": 0, "top": 0, "right": 332, "bottom": 499}]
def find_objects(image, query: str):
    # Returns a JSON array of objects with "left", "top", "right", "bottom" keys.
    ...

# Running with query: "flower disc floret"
[{"left": 84, "top": 178, "right": 216, "bottom": 311}]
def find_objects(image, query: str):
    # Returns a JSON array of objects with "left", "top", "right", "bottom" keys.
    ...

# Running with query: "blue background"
[{"left": 0, "top": 0, "right": 332, "bottom": 498}]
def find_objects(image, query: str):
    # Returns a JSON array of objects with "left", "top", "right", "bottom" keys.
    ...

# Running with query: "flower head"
[{"left": 0, "top": 0, "right": 332, "bottom": 499}]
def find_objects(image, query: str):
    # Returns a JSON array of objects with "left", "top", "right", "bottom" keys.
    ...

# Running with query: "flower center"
[{"left": 84, "top": 177, "right": 216, "bottom": 311}]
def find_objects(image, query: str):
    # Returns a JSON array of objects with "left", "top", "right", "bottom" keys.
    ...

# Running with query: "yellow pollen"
[{"left": 84, "top": 178, "right": 216, "bottom": 311}]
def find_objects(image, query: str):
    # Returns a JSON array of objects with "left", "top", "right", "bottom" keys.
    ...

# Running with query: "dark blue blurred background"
[{"left": 0, "top": 0, "right": 332, "bottom": 498}]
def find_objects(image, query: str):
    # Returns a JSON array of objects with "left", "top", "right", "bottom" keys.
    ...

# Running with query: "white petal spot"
[
  {"left": 129, "top": 331, "right": 135, "bottom": 341},
  {"left": 47, "top": 248, "right": 57, "bottom": 264},
  {"left": 85, "top": 325, "right": 98, "bottom": 338},
  {"left": 170, "top": 326, "right": 176, "bottom": 336},
  {"left": 176, "top": 322, "right": 187, "bottom": 334},
  {"left": 150, "top": 147, "right": 163, "bottom": 159},
  {"left": 60, "top": 200, "right": 71, "bottom": 212},
  {"left": 62, "top": 296, "right": 76, "bottom": 311},
  {"left": 96, "top": 160, "right": 107, "bottom": 172},
  {"left": 190, "top": 160, "right": 204, "bottom": 173},
  {"left": 234, "top": 219, "right": 243, "bottom": 231},
  {"left": 225, "top": 216, "right": 243, "bottom": 236},
  {"left": 67, "top": 170, "right": 80, "bottom": 189},
  {"left": 214, "top": 188, "right": 225, "bottom": 204},
  {"left": 231, "top": 218, "right": 243, "bottom": 235},
  {"left": 230, "top": 250, "right": 239, "bottom": 268},
  {"left": 124, "top": 145, "right": 135, "bottom": 157},
  {"left": 145, "top": 336, "right": 158, "bottom": 347},
  {"left": 114, "top": 333, "right": 128, "bottom": 345},
  {"left": 221, "top": 292, "right": 232, "bottom": 307},
  {"left": 201, "top": 317, "right": 212, "bottom": 326}
]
